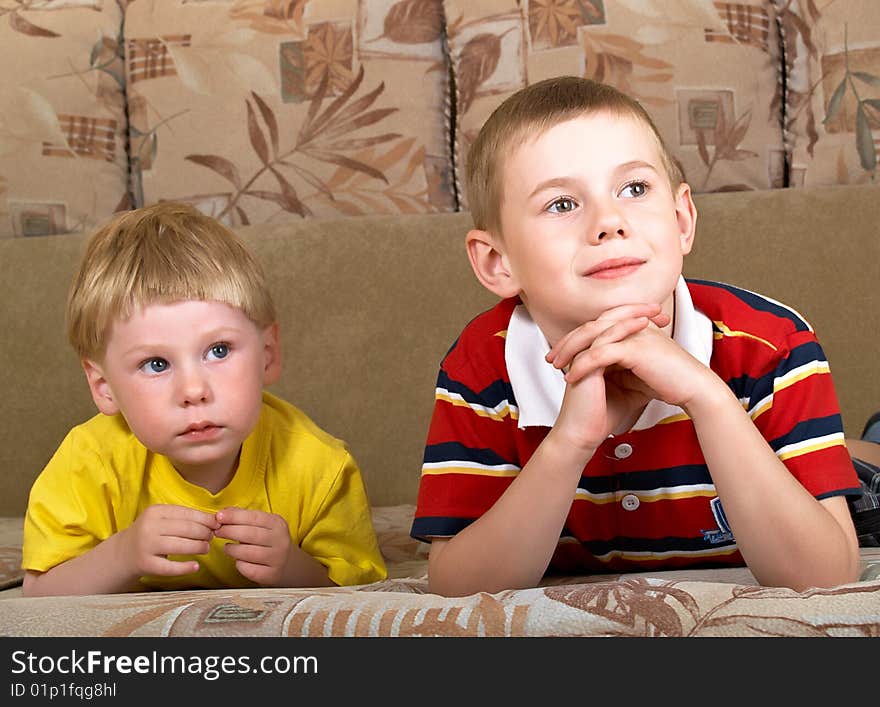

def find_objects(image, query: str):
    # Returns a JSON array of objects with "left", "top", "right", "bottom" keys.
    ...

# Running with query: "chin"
[
  {"left": 168, "top": 444, "right": 237, "bottom": 467},
  {"left": 597, "top": 284, "right": 667, "bottom": 309}
]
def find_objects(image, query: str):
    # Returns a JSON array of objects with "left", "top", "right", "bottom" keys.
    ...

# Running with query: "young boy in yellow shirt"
[
  {"left": 22, "top": 202, "right": 386, "bottom": 595},
  {"left": 411, "top": 77, "right": 861, "bottom": 596}
]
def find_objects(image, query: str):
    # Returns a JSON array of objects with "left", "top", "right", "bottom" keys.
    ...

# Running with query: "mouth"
[
  {"left": 180, "top": 422, "right": 222, "bottom": 440},
  {"left": 584, "top": 257, "right": 645, "bottom": 278}
]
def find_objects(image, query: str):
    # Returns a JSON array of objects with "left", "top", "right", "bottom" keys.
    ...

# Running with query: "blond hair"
[
  {"left": 67, "top": 202, "right": 276, "bottom": 361},
  {"left": 465, "top": 76, "right": 685, "bottom": 234}
]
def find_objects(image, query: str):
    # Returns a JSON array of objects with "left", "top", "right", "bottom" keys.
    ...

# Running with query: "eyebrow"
[
  {"left": 527, "top": 160, "right": 660, "bottom": 199},
  {"left": 118, "top": 327, "right": 245, "bottom": 358}
]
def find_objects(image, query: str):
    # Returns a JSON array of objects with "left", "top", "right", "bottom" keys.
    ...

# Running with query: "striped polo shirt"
[{"left": 411, "top": 278, "right": 860, "bottom": 574}]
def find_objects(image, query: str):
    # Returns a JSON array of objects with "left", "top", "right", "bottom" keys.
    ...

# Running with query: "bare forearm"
[
  {"left": 688, "top": 384, "right": 860, "bottom": 590},
  {"left": 277, "top": 545, "right": 334, "bottom": 588},
  {"left": 22, "top": 533, "right": 142, "bottom": 597},
  {"left": 428, "top": 432, "right": 592, "bottom": 596}
]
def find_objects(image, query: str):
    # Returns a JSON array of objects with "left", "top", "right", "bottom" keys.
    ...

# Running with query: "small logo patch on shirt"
[{"left": 701, "top": 497, "right": 735, "bottom": 544}]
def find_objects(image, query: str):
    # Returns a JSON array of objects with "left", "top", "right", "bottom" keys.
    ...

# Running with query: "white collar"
[{"left": 505, "top": 276, "right": 713, "bottom": 430}]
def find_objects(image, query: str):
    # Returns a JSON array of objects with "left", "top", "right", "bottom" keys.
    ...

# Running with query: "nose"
[
  {"left": 177, "top": 365, "right": 212, "bottom": 406},
  {"left": 590, "top": 199, "right": 628, "bottom": 244}
]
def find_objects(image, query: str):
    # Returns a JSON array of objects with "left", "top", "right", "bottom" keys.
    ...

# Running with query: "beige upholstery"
[
  {"left": 1, "top": 183, "right": 878, "bottom": 515},
  {"left": 2, "top": 183, "right": 879, "bottom": 636}
]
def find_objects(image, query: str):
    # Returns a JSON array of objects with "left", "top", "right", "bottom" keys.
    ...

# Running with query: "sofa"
[
  {"left": 1, "top": 183, "right": 880, "bottom": 637},
  {"left": 1, "top": 1, "right": 879, "bottom": 637},
  {"left": 4, "top": 0, "right": 880, "bottom": 239}
]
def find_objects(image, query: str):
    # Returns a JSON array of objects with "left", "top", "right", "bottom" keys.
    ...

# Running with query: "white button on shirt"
[
  {"left": 621, "top": 494, "right": 640, "bottom": 511},
  {"left": 614, "top": 443, "right": 633, "bottom": 459}
]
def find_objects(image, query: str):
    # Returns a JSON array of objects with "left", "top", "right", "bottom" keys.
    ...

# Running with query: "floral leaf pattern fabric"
[
  {"left": 1, "top": 1, "right": 877, "bottom": 238},
  {"left": 0, "top": 0, "right": 129, "bottom": 238},
  {"left": 774, "top": 0, "right": 880, "bottom": 187},
  {"left": 445, "top": 0, "right": 786, "bottom": 205},
  {"left": 1, "top": 508, "right": 879, "bottom": 636},
  {"left": 124, "top": 0, "right": 453, "bottom": 227}
]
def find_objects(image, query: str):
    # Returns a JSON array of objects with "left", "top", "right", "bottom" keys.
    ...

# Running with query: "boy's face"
[
  {"left": 476, "top": 111, "right": 696, "bottom": 344},
  {"left": 82, "top": 300, "right": 280, "bottom": 485}
]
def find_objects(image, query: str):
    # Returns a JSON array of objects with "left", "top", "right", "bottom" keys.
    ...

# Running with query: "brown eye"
[
  {"left": 548, "top": 197, "right": 577, "bottom": 213},
  {"left": 621, "top": 181, "right": 648, "bottom": 198}
]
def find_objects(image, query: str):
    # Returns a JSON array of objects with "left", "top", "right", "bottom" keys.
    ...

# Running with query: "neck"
[{"left": 173, "top": 450, "right": 241, "bottom": 494}]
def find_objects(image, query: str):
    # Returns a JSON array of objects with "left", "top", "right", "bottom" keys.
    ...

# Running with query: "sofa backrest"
[
  {"left": 1, "top": 184, "right": 878, "bottom": 515},
  {"left": 684, "top": 184, "right": 878, "bottom": 450},
  {"left": 4, "top": 2, "right": 880, "bottom": 239}
]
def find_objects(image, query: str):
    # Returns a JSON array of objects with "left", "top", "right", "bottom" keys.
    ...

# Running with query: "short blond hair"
[
  {"left": 465, "top": 76, "right": 684, "bottom": 234},
  {"left": 67, "top": 202, "right": 276, "bottom": 361}
]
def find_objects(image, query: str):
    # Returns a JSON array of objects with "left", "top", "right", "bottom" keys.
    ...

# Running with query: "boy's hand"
[
  {"left": 545, "top": 304, "right": 688, "bottom": 450},
  {"left": 121, "top": 504, "right": 219, "bottom": 577},
  {"left": 214, "top": 507, "right": 295, "bottom": 586},
  {"left": 548, "top": 303, "right": 715, "bottom": 416}
]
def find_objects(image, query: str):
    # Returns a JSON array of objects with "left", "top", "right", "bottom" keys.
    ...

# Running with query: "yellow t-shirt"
[{"left": 23, "top": 391, "right": 387, "bottom": 589}]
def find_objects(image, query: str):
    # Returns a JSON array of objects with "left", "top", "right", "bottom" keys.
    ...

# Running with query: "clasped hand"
[
  {"left": 121, "top": 504, "right": 294, "bottom": 586},
  {"left": 545, "top": 303, "right": 711, "bottom": 452}
]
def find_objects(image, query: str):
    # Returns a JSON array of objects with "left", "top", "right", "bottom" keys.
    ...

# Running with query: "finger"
[
  {"left": 648, "top": 312, "right": 671, "bottom": 328},
  {"left": 159, "top": 519, "right": 217, "bottom": 542},
  {"left": 224, "top": 541, "right": 272, "bottom": 565},
  {"left": 215, "top": 506, "right": 268, "bottom": 528},
  {"left": 547, "top": 306, "right": 661, "bottom": 365},
  {"left": 590, "top": 316, "right": 652, "bottom": 348},
  {"left": 232, "top": 560, "right": 275, "bottom": 586},
  {"left": 156, "top": 505, "right": 220, "bottom": 529},
  {"left": 142, "top": 556, "right": 201, "bottom": 577},
  {"left": 155, "top": 536, "right": 212, "bottom": 557},
  {"left": 553, "top": 316, "right": 651, "bottom": 373},
  {"left": 565, "top": 337, "right": 641, "bottom": 384},
  {"left": 214, "top": 523, "right": 273, "bottom": 546},
  {"left": 547, "top": 319, "right": 620, "bottom": 366}
]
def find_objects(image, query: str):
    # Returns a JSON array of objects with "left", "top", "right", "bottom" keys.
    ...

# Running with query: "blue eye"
[
  {"left": 140, "top": 358, "right": 168, "bottom": 375},
  {"left": 547, "top": 197, "right": 577, "bottom": 214},
  {"left": 208, "top": 343, "right": 229, "bottom": 361},
  {"left": 621, "top": 181, "right": 648, "bottom": 198}
]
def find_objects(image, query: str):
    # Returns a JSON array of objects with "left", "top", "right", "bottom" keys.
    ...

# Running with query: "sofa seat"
[{"left": 2, "top": 507, "right": 879, "bottom": 637}]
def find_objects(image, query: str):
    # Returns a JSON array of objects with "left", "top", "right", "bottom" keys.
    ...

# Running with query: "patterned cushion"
[
  {"left": 2, "top": 538, "right": 879, "bottom": 636},
  {"left": 5, "top": 510, "right": 880, "bottom": 638},
  {"left": 0, "top": 1, "right": 129, "bottom": 238},
  {"left": 774, "top": 0, "right": 880, "bottom": 188},
  {"left": 444, "top": 0, "right": 786, "bottom": 206},
  {"left": 124, "top": 0, "right": 455, "bottom": 226}
]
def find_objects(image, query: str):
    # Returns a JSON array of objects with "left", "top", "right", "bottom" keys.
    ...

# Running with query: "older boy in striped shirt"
[{"left": 411, "top": 77, "right": 860, "bottom": 596}]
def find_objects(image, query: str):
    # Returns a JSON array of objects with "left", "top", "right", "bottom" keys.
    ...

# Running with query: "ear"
[
  {"left": 261, "top": 322, "right": 282, "bottom": 386},
  {"left": 81, "top": 359, "right": 120, "bottom": 416},
  {"left": 674, "top": 182, "right": 698, "bottom": 255},
  {"left": 465, "top": 228, "right": 521, "bottom": 299}
]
